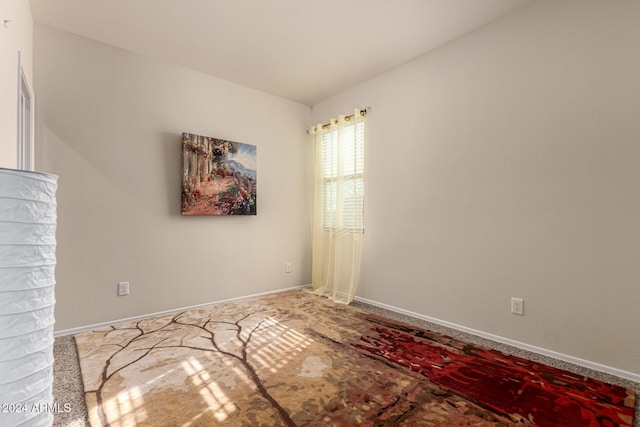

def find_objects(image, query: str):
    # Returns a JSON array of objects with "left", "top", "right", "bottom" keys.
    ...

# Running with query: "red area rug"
[
  {"left": 353, "top": 315, "right": 636, "bottom": 426},
  {"left": 75, "top": 290, "right": 636, "bottom": 426}
]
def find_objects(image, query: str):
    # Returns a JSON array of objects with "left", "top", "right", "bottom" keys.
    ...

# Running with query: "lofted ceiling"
[{"left": 29, "top": 0, "right": 533, "bottom": 106}]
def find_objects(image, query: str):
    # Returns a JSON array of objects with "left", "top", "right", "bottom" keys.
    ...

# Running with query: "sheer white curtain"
[{"left": 309, "top": 108, "right": 366, "bottom": 304}]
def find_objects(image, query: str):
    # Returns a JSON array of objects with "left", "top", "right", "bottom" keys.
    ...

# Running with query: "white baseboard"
[
  {"left": 354, "top": 295, "right": 640, "bottom": 384},
  {"left": 54, "top": 285, "right": 311, "bottom": 338}
]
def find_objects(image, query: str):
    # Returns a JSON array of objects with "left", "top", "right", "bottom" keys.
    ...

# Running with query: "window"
[{"left": 320, "top": 117, "right": 365, "bottom": 231}]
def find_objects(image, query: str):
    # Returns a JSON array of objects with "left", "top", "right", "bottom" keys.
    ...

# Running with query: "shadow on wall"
[{"left": 160, "top": 132, "right": 183, "bottom": 216}]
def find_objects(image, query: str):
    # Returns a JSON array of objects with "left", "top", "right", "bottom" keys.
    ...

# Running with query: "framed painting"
[{"left": 181, "top": 132, "right": 257, "bottom": 215}]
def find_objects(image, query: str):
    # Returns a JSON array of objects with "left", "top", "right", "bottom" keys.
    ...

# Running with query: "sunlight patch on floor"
[
  {"left": 144, "top": 365, "right": 179, "bottom": 387},
  {"left": 249, "top": 316, "right": 314, "bottom": 373},
  {"left": 103, "top": 386, "right": 148, "bottom": 426},
  {"left": 181, "top": 357, "right": 238, "bottom": 424}
]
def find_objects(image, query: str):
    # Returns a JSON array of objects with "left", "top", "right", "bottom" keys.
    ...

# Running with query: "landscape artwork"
[{"left": 181, "top": 133, "right": 257, "bottom": 215}]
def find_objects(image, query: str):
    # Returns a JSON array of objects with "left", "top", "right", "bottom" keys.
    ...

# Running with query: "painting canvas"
[{"left": 181, "top": 133, "right": 256, "bottom": 215}]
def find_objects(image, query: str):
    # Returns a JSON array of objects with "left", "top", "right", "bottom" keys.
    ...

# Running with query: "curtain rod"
[{"left": 307, "top": 107, "right": 371, "bottom": 135}]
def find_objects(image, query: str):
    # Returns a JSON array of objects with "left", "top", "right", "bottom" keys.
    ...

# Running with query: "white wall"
[
  {"left": 34, "top": 25, "right": 312, "bottom": 331},
  {"left": 312, "top": 0, "right": 640, "bottom": 376},
  {"left": 0, "top": 0, "right": 33, "bottom": 168}
]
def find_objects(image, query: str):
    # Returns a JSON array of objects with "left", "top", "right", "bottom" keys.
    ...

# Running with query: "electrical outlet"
[
  {"left": 118, "top": 281, "right": 130, "bottom": 296},
  {"left": 284, "top": 262, "right": 291, "bottom": 273},
  {"left": 511, "top": 298, "right": 524, "bottom": 315}
]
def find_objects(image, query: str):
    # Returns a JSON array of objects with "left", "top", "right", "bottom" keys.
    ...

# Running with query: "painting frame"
[{"left": 181, "top": 132, "right": 257, "bottom": 216}]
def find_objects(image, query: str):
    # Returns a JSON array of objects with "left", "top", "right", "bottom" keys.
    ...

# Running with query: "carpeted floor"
[
  {"left": 53, "top": 335, "right": 89, "bottom": 426},
  {"left": 53, "top": 291, "right": 640, "bottom": 426}
]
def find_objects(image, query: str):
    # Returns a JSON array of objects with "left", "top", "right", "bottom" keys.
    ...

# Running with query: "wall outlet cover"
[
  {"left": 511, "top": 297, "right": 524, "bottom": 315},
  {"left": 118, "top": 281, "right": 130, "bottom": 296}
]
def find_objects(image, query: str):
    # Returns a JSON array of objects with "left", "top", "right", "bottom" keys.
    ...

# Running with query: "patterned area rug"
[{"left": 75, "top": 290, "right": 636, "bottom": 426}]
